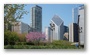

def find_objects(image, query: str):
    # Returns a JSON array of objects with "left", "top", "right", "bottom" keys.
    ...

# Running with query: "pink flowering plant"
[{"left": 26, "top": 32, "right": 46, "bottom": 45}]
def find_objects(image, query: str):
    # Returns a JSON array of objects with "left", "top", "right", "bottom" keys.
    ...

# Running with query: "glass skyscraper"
[
  {"left": 72, "top": 8, "right": 78, "bottom": 23},
  {"left": 31, "top": 5, "right": 42, "bottom": 32}
]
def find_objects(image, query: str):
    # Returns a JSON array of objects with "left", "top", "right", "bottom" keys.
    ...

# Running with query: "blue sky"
[{"left": 21, "top": 4, "right": 83, "bottom": 32}]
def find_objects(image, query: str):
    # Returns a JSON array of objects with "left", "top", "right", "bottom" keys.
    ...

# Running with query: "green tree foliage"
[{"left": 4, "top": 4, "right": 28, "bottom": 30}]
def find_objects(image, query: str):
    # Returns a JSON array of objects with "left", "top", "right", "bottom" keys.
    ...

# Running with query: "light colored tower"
[
  {"left": 50, "top": 15, "right": 64, "bottom": 40},
  {"left": 78, "top": 5, "right": 84, "bottom": 46},
  {"left": 45, "top": 27, "right": 51, "bottom": 42}
]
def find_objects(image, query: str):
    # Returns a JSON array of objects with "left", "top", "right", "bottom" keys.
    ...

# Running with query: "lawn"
[{"left": 4, "top": 40, "right": 81, "bottom": 49}]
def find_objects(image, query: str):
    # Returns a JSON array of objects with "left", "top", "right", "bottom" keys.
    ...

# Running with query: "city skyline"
[
  {"left": 20, "top": 4, "right": 83, "bottom": 32},
  {"left": 4, "top": 4, "right": 85, "bottom": 49}
]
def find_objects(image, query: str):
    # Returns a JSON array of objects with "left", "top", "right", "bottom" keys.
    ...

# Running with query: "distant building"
[
  {"left": 64, "top": 26, "right": 68, "bottom": 33},
  {"left": 45, "top": 27, "right": 51, "bottom": 41},
  {"left": 12, "top": 21, "right": 30, "bottom": 34},
  {"left": 69, "top": 23, "right": 79, "bottom": 42},
  {"left": 63, "top": 26, "right": 69, "bottom": 40},
  {"left": 30, "top": 5, "right": 42, "bottom": 32},
  {"left": 50, "top": 15, "right": 64, "bottom": 41},
  {"left": 63, "top": 32, "right": 69, "bottom": 41}
]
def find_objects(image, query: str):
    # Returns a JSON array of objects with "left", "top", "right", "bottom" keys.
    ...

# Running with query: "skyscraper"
[
  {"left": 72, "top": 5, "right": 84, "bottom": 46},
  {"left": 50, "top": 15, "right": 64, "bottom": 40},
  {"left": 72, "top": 8, "right": 78, "bottom": 23},
  {"left": 31, "top": 5, "right": 42, "bottom": 32},
  {"left": 78, "top": 5, "right": 84, "bottom": 46}
]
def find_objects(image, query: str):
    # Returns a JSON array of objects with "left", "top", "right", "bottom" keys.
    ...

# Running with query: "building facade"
[
  {"left": 69, "top": 23, "right": 79, "bottom": 42},
  {"left": 78, "top": 5, "right": 84, "bottom": 45},
  {"left": 50, "top": 15, "right": 64, "bottom": 41},
  {"left": 45, "top": 27, "right": 51, "bottom": 41},
  {"left": 69, "top": 23, "right": 73, "bottom": 42},
  {"left": 72, "top": 8, "right": 78, "bottom": 24},
  {"left": 72, "top": 5, "right": 84, "bottom": 46},
  {"left": 31, "top": 5, "right": 42, "bottom": 32},
  {"left": 12, "top": 21, "right": 30, "bottom": 34}
]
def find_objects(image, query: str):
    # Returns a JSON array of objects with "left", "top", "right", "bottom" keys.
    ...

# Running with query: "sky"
[{"left": 21, "top": 4, "right": 83, "bottom": 32}]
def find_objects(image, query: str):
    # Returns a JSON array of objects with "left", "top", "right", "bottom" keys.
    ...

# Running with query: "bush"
[
  {"left": 17, "top": 33, "right": 26, "bottom": 42},
  {"left": 26, "top": 32, "right": 46, "bottom": 45},
  {"left": 4, "top": 30, "right": 19, "bottom": 45}
]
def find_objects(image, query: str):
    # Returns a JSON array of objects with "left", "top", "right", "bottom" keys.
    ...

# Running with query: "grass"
[
  {"left": 4, "top": 40, "right": 81, "bottom": 49},
  {"left": 4, "top": 45, "right": 78, "bottom": 49}
]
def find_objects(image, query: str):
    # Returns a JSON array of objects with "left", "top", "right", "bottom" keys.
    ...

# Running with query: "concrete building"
[
  {"left": 78, "top": 5, "right": 84, "bottom": 45},
  {"left": 45, "top": 27, "right": 51, "bottom": 41},
  {"left": 30, "top": 5, "right": 42, "bottom": 32},
  {"left": 69, "top": 23, "right": 79, "bottom": 42},
  {"left": 69, "top": 23, "right": 73, "bottom": 42},
  {"left": 72, "top": 5, "right": 84, "bottom": 46},
  {"left": 12, "top": 21, "right": 30, "bottom": 34},
  {"left": 50, "top": 15, "right": 64, "bottom": 41}
]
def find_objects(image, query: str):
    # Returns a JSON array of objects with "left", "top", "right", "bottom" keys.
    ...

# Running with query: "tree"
[
  {"left": 4, "top": 4, "right": 28, "bottom": 30},
  {"left": 26, "top": 32, "right": 46, "bottom": 45}
]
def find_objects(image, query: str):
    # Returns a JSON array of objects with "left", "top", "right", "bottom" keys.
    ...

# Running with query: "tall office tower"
[
  {"left": 72, "top": 8, "right": 78, "bottom": 23},
  {"left": 50, "top": 15, "right": 64, "bottom": 40},
  {"left": 71, "top": 6, "right": 79, "bottom": 43},
  {"left": 31, "top": 5, "right": 42, "bottom": 32},
  {"left": 78, "top": 5, "right": 84, "bottom": 46},
  {"left": 69, "top": 23, "right": 79, "bottom": 42}
]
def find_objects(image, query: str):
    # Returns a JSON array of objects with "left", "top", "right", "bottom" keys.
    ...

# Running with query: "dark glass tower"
[{"left": 31, "top": 5, "right": 42, "bottom": 32}]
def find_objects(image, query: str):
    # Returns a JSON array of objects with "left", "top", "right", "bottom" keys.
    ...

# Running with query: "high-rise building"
[
  {"left": 50, "top": 15, "right": 64, "bottom": 41},
  {"left": 72, "top": 8, "right": 78, "bottom": 23},
  {"left": 69, "top": 23, "right": 79, "bottom": 42},
  {"left": 78, "top": 5, "right": 84, "bottom": 46},
  {"left": 72, "top": 5, "right": 84, "bottom": 46},
  {"left": 31, "top": 5, "right": 42, "bottom": 32}
]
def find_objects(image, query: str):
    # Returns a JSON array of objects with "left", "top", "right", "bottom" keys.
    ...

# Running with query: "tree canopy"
[
  {"left": 4, "top": 4, "right": 28, "bottom": 24},
  {"left": 4, "top": 4, "right": 28, "bottom": 30}
]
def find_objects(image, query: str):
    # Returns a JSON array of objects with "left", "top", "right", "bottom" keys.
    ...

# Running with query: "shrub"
[
  {"left": 4, "top": 30, "right": 19, "bottom": 45},
  {"left": 17, "top": 33, "right": 26, "bottom": 42},
  {"left": 26, "top": 32, "right": 46, "bottom": 45},
  {"left": 4, "top": 30, "right": 11, "bottom": 45}
]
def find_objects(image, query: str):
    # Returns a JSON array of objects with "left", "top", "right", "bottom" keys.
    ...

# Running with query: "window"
[{"left": 81, "top": 27, "right": 82, "bottom": 29}]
